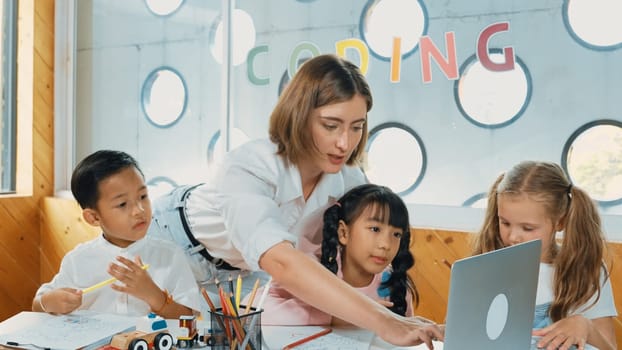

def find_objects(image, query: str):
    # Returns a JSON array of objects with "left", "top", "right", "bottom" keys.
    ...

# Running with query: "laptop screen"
[{"left": 443, "top": 239, "right": 541, "bottom": 350}]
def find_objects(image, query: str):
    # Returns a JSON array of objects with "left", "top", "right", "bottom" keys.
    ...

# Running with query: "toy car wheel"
[
  {"left": 177, "top": 339, "right": 189, "bottom": 349},
  {"left": 154, "top": 332, "right": 174, "bottom": 350},
  {"left": 128, "top": 338, "right": 149, "bottom": 350}
]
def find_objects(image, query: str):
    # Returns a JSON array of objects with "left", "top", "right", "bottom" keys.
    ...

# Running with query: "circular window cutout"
[
  {"left": 366, "top": 123, "right": 426, "bottom": 195},
  {"left": 455, "top": 49, "right": 532, "bottom": 129},
  {"left": 462, "top": 192, "right": 488, "bottom": 208},
  {"left": 207, "top": 128, "right": 251, "bottom": 165},
  {"left": 278, "top": 68, "right": 291, "bottom": 97},
  {"left": 210, "top": 9, "right": 256, "bottom": 66},
  {"left": 562, "top": 119, "right": 622, "bottom": 204},
  {"left": 144, "top": 0, "right": 184, "bottom": 17},
  {"left": 360, "top": 0, "right": 428, "bottom": 61},
  {"left": 277, "top": 57, "right": 311, "bottom": 97},
  {"left": 563, "top": 0, "right": 622, "bottom": 50},
  {"left": 142, "top": 67, "right": 188, "bottom": 128}
]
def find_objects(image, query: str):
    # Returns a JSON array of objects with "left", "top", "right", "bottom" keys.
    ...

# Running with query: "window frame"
[{"left": 1, "top": 0, "right": 18, "bottom": 194}]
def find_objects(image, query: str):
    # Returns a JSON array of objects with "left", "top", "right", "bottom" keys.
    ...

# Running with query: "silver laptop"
[{"left": 444, "top": 239, "right": 541, "bottom": 350}]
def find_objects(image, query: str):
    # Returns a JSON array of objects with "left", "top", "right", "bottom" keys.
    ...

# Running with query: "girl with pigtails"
[
  {"left": 320, "top": 183, "right": 417, "bottom": 319},
  {"left": 252, "top": 184, "right": 426, "bottom": 326},
  {"left": 472, "top": 161, "right": 617, "bottom": 350}
]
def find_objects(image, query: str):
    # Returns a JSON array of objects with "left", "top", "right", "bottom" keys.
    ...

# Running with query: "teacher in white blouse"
[{"left": 148, "top": 54, "right": 443, "bottom": 348}]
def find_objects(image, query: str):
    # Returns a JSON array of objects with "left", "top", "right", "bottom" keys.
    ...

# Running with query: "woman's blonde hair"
[
  {"left": 472, "top": 161, "right": 609, "bottom": 321},
  {"left": 269, "top": 54, "right": 372, "bottom": 166}
]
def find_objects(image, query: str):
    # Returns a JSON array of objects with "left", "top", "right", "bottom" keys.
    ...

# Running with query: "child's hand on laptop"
[{"left": 532, "top": 314, "right": 589, "bottom": 350}]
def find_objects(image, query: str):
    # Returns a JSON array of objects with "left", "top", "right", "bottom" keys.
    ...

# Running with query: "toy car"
[
  {"left": 176, "top": 315, "right": 199, "bottom": 348},
  {"left": 109, "top": 330, "right": 174, "bottom": 350}
]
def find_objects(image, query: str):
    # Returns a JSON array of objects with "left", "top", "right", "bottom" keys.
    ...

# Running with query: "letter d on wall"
[{"left": 335, "top": 38, "right": 370, "bottom": 75}]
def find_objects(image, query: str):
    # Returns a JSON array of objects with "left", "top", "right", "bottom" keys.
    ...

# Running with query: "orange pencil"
[
  {"left": 282, "top": 328, "right": 332, "bottom": 350},
  {"left": 200, "top": 287, "right": 217, "bottom": 311},
  {"left": 201, "top": 288, "right": 227, "bottom": 331},
  {"left": 217, "top": 287, "right": 234, "bottom": 344}
]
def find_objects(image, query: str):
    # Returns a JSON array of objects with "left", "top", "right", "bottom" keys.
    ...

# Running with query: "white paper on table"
[
  {"left": 262, "top": 325, "right": 375, "bottom": 350},
  {"left": 0, "top": 310, "right": 135, "bottom": 350}
]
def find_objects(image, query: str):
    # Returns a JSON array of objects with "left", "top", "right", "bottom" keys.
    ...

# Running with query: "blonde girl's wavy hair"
[
  {"left": 269, "top": 54, "right": 372, "bottom": 167},
  {"left": 472, "top": 161, "right": 609, "bottom": 322}
]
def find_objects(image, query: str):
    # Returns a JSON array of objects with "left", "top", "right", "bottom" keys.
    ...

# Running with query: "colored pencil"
[
  {"left": 239, "top": 278, "right": 271, "bottom": 350},
  {"left": 243, "top": 278, "right": 260, "bottom": 315},
  {"left": 217, "top": 287, "right": 234, "bottom": 344},
  {"left": 228, "top": 274, "right": 235, "bottom": 296},
  {"left": 200, "top": 287, "right": 217, "bottom": 311},
  {"left": 257, "top": 278, "right": 271, "bottom": 311},
  {"left": 82, "top": 264, "right": 150, "bottom": 294},
  {"left": 201, "top": 287, "right": 226, "bottom": 331},
  {"left": 235, "top": 273, "right": 242, "bottom": 310},
  {"left": 223, "top": 295, "right": 243, "bottom": 339},
  {"left": 224, "top": 294, "right": 254, "bottom": 350},
  {"left": 282, "top": 328, "right": 332, "bottom": 350}
]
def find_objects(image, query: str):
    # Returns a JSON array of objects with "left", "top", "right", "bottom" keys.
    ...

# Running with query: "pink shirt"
[{"left": 249, "top": 262, "right": 414, "bottom": 325}]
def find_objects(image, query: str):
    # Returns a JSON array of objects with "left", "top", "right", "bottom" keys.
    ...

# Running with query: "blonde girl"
[{"left": 473, "top": 161, "right": 617, "bottom": 350}]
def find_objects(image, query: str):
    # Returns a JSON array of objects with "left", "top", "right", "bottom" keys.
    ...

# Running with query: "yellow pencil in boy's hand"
[{"left": 82, "top": 264, "right": 150, "bottom": 294}]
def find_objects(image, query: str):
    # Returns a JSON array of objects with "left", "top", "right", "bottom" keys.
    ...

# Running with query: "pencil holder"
[{"left": 208, "top": 305, "right": 262, "bottom": 350}]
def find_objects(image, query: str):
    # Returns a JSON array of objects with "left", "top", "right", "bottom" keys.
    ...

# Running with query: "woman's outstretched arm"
[{"left": 259, "top": 242, "right": 444, "bottom": 348}]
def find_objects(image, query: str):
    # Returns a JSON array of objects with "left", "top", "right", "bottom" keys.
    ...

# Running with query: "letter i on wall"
[{"left": 391, "top": 37, "right": 402, "bottom": 83}]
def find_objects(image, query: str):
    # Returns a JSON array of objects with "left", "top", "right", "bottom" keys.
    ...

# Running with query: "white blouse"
[{"left": 185, "top": 138, "right": 367, "bottom": 271}]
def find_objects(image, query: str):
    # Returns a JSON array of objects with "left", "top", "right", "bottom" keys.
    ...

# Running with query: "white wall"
[{"left": 66, "top": 0, "right": 622, "bottom": 240}]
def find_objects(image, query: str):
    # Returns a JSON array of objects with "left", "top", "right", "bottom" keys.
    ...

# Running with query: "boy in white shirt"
[{"left": 32, "top": 150, "right": 201, "bottom": 319}]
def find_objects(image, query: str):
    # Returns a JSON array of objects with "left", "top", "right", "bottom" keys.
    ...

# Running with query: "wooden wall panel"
[
  {"left": 39, "top": 197, "right": 100, "bottom": 283},
  {"left": 0, "top": 0, "right": 54, "bottom": 321},
  {"left": 409, "top": 228, "right": 471, "bottom": 323}
]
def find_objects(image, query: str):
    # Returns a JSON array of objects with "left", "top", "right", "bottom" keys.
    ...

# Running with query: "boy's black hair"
[
  {"left": 320, "top": 183, "right": 418, "bottom": 316},
  {"left": 71, "top": 150, "right": 144, "bottom": 209}
]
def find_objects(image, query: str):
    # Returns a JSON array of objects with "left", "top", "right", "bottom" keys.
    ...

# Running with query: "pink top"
[{"left": 247, "top": 258, "right": 414, "bottom": 325}]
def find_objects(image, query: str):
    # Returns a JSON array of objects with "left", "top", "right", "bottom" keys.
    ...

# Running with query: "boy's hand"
[
  {"left": 108, "top": 256, "right": 163, "bottom": 310},
  {"left": 41, "top": 288, "right": 82, "bottom": 314}
]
